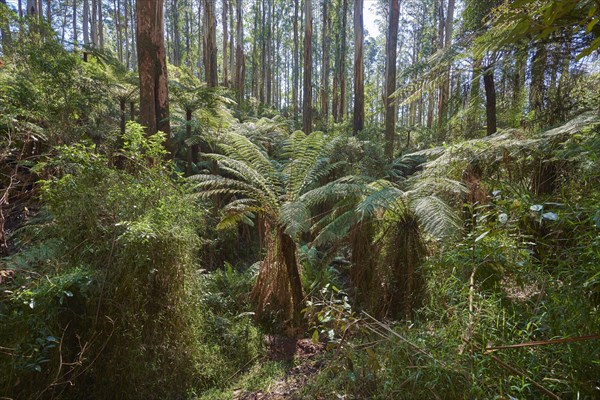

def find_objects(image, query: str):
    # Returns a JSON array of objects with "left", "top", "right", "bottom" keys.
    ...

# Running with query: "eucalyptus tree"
[
  {"left": 353, "top": 0, "right": 364, "bottom": 134},
  {"left": 303, "top": 0, "right": 313, "bottom": 133},
  {"left": 136, "top": 0, "right": 170, "bottom": 139},
  {"left": 384, "top": 0, "right": 400, "bottom": 160}
]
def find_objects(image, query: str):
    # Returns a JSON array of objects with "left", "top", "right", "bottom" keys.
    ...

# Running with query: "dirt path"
[{"left": 234, "top": 335, "right": 325, "bottom": 400}]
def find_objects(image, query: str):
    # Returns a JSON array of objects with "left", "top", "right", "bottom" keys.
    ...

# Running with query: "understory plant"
[{"left": 0, "top": 123, "right": 261, "bottom": 399}]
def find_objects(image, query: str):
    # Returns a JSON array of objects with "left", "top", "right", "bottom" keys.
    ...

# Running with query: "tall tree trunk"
[
  {"left": 251, "top": 0, "right": 258, "bottom": 97},
  {"left": 83, "top": 0, "right": 89, "bottom": 45},
  {"left": 172, "top": 0, "right": 181, "bottom": 66},
  {"left": 352, "top": 0, "right": 364, "bottom": 135},
  {"left": 61, "top": 1, "right": 68, "bottom": 43},
  {"left": 185, "top": 0, "right": 191, "bottom": 64},
  {"left": 129, "top": 0, "right": 136, "bottom": 65},
  {"left": 320, "top": 0, "right": 329, "bottom": 129},
  {"left": 203, "top": 0, "right": 218, "bottom": 86},
  {"left": 384, "top": 0, "right": 399, "bottom": 160},
  {"left": 437, "top": 0, "right": 455, "bottom": 135},
  {"left": 229, "top": 0, "right": 234, "bottom": 86},
  {"left": 18, "top": 0, "right": 23, "bottom": 18},
  {"left": 72, "top": 0, "right": 77, "bottom": 47},
  {"left": 338, "top": 0, "right": 348, "bottom": 121},
  {"left": 265, "top": 0, "right": 272, "bottom": 106},
  {"left": 97, "top": 0, "right": 104, "bottom": 47},
  {"left": 483, "top": 64, "right": 497, "bottom": 135},
  {"left": 136, "top": 0, "right": 170, "bottom": 140},
  {"left": 124, "top": 0, "right": 130, "bottom": 67},
  {"left": 235, "top": 0, "right": 244, "bottom": 101},
  {"left": 292, "top": 0, "right": 299, "bottom": 121},
  {"left": 222, "top": 0, "right": 228, "bottom": 86},
  {"left": 91, "top": 0, "right": 97, "bottom": 47},
  {"left": 197, "top": 0, "right": 203, "bottom": 78},
  {"left": 302, "top": 0, "right": 313, "bottom": 134},
  {"left": 259, "top": 0, "right": 265, "bottom": 103},
  {"left": 114, "top": 0, "right": 122, "bottom": 61}
]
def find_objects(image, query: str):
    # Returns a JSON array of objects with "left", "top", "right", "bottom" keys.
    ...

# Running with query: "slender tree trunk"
[
  {"left": 265, "top": 0, "right": 272, "bottom": 106},
  {"left": 483, "top": 65, "right": 496, "bottom": 135},
  {"left": 98, "top": 0, "right": 104, "bottom": 47},
  {"left": 197, "top": 0, "right": 203, "bottom": 78},
  {"left": 91, "top": 0, "right": 97, "bottom": 47},
  {"left": 259, "top": 0, "right": 265, "bottom": 103},
  {"left": 384, "top": 0, "right": 399, "bottom": 160},
  {"left": 437, "top": 0, "right": 454, "bottom": 135},
  {"left": 251, "top": 0, "right": 258, "bottom": 97},
  {"left": 114, "top": 0, "right": 122, "bottom": 61},
  {"left": 129, "top": 0, "right": 136, "bottom": 64},
  {"left": 292, "top": 0, "right": 299, "bottom": 121},
  {"left": 172, "top": 0, "right": 181, "bottom": 66},
  {"left": 185, "top": 0, "right": 191, "bottom": 64},
  {"left": 203, "top": 0, "right": 218, "bottom": 86},
  {"left": 136, "top": 0, "right": 170, "bottom": 139},
  {"left": 222, "top": 0, "right": 228, "bottom": 86},
  {"left": 186, "top": 108, "right": 193, "bottom": 175},
  {"left": 61, "top": 1, "right": 68, "bottom": 43},
  {"left": 302, "top": 0, "right": 313, "bottom": 134},
  {"left": 83, "top": 0, "right": 89, "bottom": 45},
  {"left": 352, "top": 0, "right": 364, "bottom": 135},
  {"left": 320, "top": 0, "right": 330, "bottom": 129},
  {"left": 120, "top": 98, "right": 127, "bottom": 135},
  {"left": 46, "top": 0, "right": 51, "bottom": 23},
  {"left": 338, "top": 0, "right": 347, "bottom": 120},
  {"left": 72, "top": 0, "right": 77, "bottom": 47},
  {"left": 235, "top": 0, "right": 244, "bottom": 101},
  {"left": 125, "top": 0, "right": 130, "bottom": 67},
  {"left": 18, "top": 0, "right": 23, "bottom": 18},
  {"left": 229, "top": 0, "right": 234, "bottom": 86}
]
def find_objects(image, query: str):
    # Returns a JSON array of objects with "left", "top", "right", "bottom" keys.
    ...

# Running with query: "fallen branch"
[
  {"left": 465, "top": 339, "right": 561, "bottom": 400},
  {"left": 485, "top": 335, "right": 600, "bottom": 353}
]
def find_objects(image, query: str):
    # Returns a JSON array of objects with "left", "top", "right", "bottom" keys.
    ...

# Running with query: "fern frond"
[
  {"left": 280, "top": 201, "right": 311, "bottom": 239},
  {"left": 410, "top": 195, "right": 461, "bottom": 240}
]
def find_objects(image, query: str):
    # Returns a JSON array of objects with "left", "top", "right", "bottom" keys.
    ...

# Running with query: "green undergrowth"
[
  {"left": 0, "top": 123, "right": 263, "bottom": 399},
  {"left": 194, "top": 361, "right": 287, "bottom": 400},
  {"left": 299, "top": 120, "right": 600, "bottom": 399}
]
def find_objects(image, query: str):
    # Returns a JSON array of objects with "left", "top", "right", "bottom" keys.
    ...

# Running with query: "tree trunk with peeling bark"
[{"left": 136, "top": 0, "right": 171, "bottom": 141}]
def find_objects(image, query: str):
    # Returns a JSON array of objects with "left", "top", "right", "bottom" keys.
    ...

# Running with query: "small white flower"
[{"left": 498, "top": 213, "right": 508, "bottom": 225}]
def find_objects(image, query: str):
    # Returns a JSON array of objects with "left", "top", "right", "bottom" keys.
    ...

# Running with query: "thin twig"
[{"left": 485, "top": 335, "right": 600, "bottom": 353}]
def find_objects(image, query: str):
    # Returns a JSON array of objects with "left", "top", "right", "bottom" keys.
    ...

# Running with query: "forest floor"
[{"left": 233, "top": 335, "right": 325, "bottom": 399}]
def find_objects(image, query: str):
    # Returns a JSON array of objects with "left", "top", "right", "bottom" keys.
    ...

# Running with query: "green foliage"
[
  {"left": 0, "top": 124, "right": 262, "bottom": 399},
  {"left": 480, "top": 0, "right": 600, "bottom": 60},
  {"left": 301, "top": 111, "right": 600, "bottom": 399}
]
